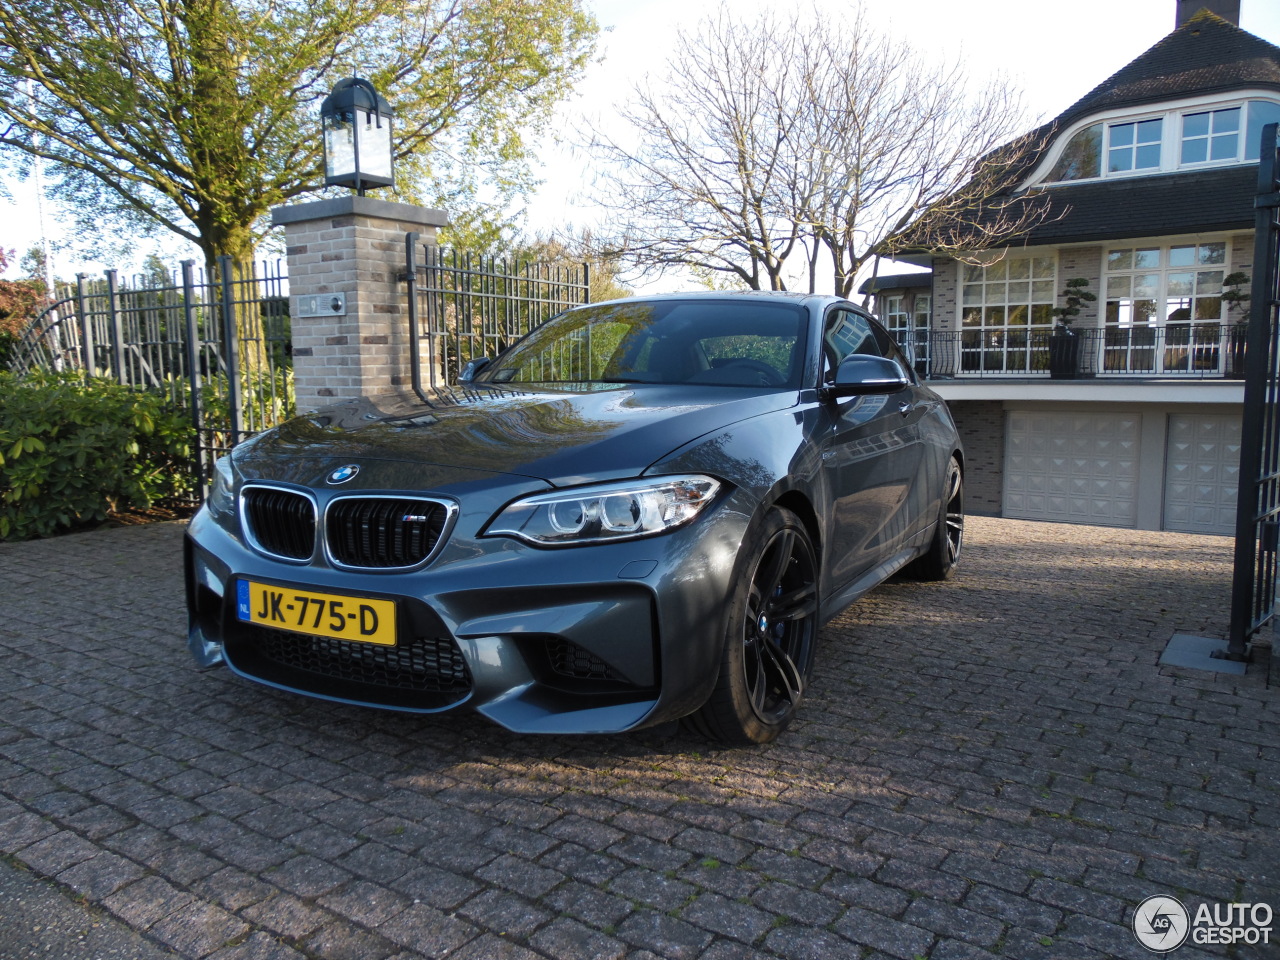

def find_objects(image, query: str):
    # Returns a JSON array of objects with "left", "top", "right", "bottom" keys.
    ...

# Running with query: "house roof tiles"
[
  {"left": 1057, "top": 10, "right": 1280, "bottom": 128},
  {"left": 1023, "top": 165, "right": 1257, "bottom": 246},
  {"left": 932, "top": 10, "right": 1280, "bottom": 251}
]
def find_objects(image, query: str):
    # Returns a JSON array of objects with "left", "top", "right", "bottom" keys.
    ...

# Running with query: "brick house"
[{"left": 866, "top": 1, "right": 1280, "bottom": 534}]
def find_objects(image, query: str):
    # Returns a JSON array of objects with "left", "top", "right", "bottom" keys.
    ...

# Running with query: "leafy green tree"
[
  {"left": 0, "top": 0, "right": 598, "bottom": 273},
  {"left": 512, "top": 230, "right": 632, "bottom": 304}
]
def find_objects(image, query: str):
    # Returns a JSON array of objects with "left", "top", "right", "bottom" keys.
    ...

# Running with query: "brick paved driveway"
[{"left": 0, "top": 517, "right": 1276, "bottom": 960}]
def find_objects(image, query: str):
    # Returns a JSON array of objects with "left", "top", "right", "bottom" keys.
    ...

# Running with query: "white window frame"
[
  {"left": 881, "top": 292, "right": 932, "bottom": 373},
  {"left": 1101, "top": 237, "right": 1231, "bottom": 375},
  {"left": 957, "top": 255, "right": 1057, "bottom": 376},
  {"left": 1106, "top": 116, "right": 1164, "bottom": 174},
  {"left": 1180, "top": 105, "right": 1243, "bottom": 166},
  {"left": 1025, "top": 91, "right": 1280, "bottom": 187}
]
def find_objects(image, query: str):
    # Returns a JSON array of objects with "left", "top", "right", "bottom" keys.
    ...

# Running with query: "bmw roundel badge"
[{"left": 327, "top": 464, "right": 360, "bottom": 484}]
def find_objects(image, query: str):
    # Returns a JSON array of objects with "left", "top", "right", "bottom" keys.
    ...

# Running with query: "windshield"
[{"left": 481, "top": 299, "right": 808, "bottom": 389}]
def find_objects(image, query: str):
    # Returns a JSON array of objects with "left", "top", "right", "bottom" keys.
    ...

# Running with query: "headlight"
[
  {"left": 207, "top": 455, "right": 236, "bottom": 519},
  {"left": 486, "top": 475, "right": 721, "bottom": 546}
]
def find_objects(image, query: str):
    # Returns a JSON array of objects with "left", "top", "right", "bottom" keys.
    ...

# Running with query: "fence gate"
[
  {"left": 1228, "top": 121, "right": 1280, "bottom": 660},
  {"left": 10, "top": 257, "right": 292, "bottom": 494},
  {"left": 402, "top": 234, "right": 590, "bottom": 397}
]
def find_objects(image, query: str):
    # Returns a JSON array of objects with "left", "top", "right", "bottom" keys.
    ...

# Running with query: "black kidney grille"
[
  {"left": 327, "top": 498, "right": 447, "bottom": 568},
  {"left": 243, "top": 487, "right": 316, "bottom": 560}
]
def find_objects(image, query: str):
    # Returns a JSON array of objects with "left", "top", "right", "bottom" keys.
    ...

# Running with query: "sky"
[{"left": 3, "top": 0, "right": 1280, "bottom": 283}]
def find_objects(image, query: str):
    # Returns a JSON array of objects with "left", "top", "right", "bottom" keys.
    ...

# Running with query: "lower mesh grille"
[
  {"left": 231, "top": 623, "right": 472, "bottom": 708},
  {"left": 546, "top": 638, "right": 623, "bottom": 681}
]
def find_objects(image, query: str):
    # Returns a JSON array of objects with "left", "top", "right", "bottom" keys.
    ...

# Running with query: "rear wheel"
[
  {"left": 689, "top": 507, "right": 819, "bottom": 745},
  {"left": 905, "top": 455, "right": 964, "bottom": 581}
]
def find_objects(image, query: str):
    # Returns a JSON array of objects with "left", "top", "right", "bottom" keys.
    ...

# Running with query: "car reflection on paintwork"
[{"left": 184, "top": 292, "right": 964, "bottom": 744}]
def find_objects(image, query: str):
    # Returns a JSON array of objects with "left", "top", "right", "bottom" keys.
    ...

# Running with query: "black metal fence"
[
  {"left": 402, "top": 234, "right": 590, "bottom": 397},
  {"left": 8, "top": 257, "right": 293, "bottom": 493},
  {"left": 913, "top": 325, "right": 1248, "bottom": 380},
  {"left": 1228, "top": 121, "right": 1280, "bottom": 660}
]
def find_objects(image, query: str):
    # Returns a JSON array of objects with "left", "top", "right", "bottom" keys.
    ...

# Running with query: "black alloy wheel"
[
  {"left": 691, "top": 507, "right": 819, "bottom": 744},
  {"left": 906, "top": 454, "right": 964, "bottom": 581}
]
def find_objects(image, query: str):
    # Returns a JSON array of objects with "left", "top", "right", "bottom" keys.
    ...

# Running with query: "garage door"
[
  {"left": 1004, "top": 412, "right": 1139, "bottom": 526},
  {"left": 1163, "top": 413, "right": 1240, "bottom": 535}
]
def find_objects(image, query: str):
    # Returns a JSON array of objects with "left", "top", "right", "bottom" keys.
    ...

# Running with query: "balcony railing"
[{"left": 903, "top": 324, "right": 1248, "bottom": 380}]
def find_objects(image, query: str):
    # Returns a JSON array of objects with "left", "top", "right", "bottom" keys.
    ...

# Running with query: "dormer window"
[
  {"left": 1108, "top": 119, "right": 1163, "bottom": 173},
  {"left": 1181, "top": 107, "right": 1240, "bottom": 164},
  {"left": 1040, "top": 99, "right": 1280, "bottom": 184}
]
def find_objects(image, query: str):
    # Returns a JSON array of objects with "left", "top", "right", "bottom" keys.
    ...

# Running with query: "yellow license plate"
[{"left": 236, "top": 580, "right": 397, "bottom": 646}]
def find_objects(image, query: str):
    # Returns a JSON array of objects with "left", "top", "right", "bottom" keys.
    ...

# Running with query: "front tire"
[
  {"left": 905, "top": 454, "right": 964, "bottom": 581},
  {"left": 689, "top": 507, "right": 819, "bottom": 745}
]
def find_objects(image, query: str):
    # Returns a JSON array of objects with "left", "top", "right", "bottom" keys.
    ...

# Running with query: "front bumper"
[{"left": 184, "top": 495, "right": 751, "bottom": 734}]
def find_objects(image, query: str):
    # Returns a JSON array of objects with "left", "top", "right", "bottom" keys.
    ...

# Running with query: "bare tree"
[{"left": 592, "top": 5, "right": 1050, "bottom": 296}]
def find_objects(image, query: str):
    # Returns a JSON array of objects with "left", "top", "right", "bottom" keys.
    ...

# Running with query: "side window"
[
  {"left": 822, "top": 309, "right": 884, "bottom": 383},
  {"left": 868, "top": 317, "right": 916, "bottom": 381}
]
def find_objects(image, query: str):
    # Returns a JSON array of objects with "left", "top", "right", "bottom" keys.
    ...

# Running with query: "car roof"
[{"left": 584, "top": 290, "right": 849, "bottom": 310}]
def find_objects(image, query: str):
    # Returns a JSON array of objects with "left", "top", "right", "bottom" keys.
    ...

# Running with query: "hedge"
[{"left": 0, "top": 371, "right": 195, "bottom": 540}]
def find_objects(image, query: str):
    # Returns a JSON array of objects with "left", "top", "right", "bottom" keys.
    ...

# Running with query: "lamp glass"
[
  {"left": 324, "top": 115, "right": 357, "bottom": 181},
  {"left": 361, "top": 114, "right": 393, "bottom": 180}
]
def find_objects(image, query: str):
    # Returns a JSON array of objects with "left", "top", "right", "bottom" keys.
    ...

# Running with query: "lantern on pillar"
[{"left": 320, "top": 77, "right": 394, "bottom": 195}]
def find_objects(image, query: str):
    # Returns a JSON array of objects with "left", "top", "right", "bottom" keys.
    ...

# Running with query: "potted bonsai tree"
[
  {"left": 1049, "top": 277, "right": 1097, "bottom": 379},
  {"left": 1221, "top": 271, "right": 1250, "bottom": 378}
]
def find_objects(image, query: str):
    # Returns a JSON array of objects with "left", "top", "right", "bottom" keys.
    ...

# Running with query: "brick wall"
[
  {"left": 930, "top": 258, "right": 959, "bottom": 331},
  {"left": 947, "top": 400, "right": 1004, "bottom": 516},
  {"left": 1057, "top": 246, "right": 1102, "bottom": 328},
  {"left": 272, "top": 197, "right": 447, "bottom": 412}
]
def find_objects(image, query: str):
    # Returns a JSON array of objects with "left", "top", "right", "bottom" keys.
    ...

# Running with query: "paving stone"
[
  {"left": 1, "top": 519, "right": 1277, "bottom": 960},
  {"left": 537, "top": 840, "right": 626, "bottom": 886},
  {"left": 902, "top": 897, "right": 1006, "bottom": 949},
  {"left": 317, "top": 879, "right": 412, "bottom": 927},
  {"left": 190, "top": 866, "right": 278, "bottom": 912},
  {"left": 55, "top": 850, "right": 147, "bottom": 899},
  {"left": 762, "top": 925, "right": 865, "bottom": 960},
  {"left": 149, "top": 900, "right": 251, "bottom": 957},
  {"left": 374, "top": 901, "right": 480, "bottom": 955},
  {"left": 205, "top": 931, "right": 309, "bottom": 960},
  {"left": 542, "top": 878, "right": 635, "bottom": 929},
  {"left": 445, "top": 933, "right": 545, "bottom": 960},
  {"left": 239, "top": 893, "right": 331, "bottom": 939},
  {"left": 680, "top": 890, "right": 776, "bottom": 943},
  {"left": 608, "top": 866, "right": 696, "bottom": 912},
  {"left": 962, "top": 882, "right": 1063, "bottom": 935},
  {"left": 750, "top": 880, "right": 844, "bottom": 926},
  {"left": 831, "top": 905, "right": 936, "bottom": 960},
  {"left": 616, "top": 909, "right": 713, "bottom": 959},
  {"left": 16, "top": 830, "right": 101, "bottom": 875},
  {"left": 101, "top": 875, "right": 197, "bottom": 929},
  {"left": 299, "top": 922, "right": 399, "bottom": 960},
  {"left": 456, "top": 887, "right": 552, "bottom": 938}
]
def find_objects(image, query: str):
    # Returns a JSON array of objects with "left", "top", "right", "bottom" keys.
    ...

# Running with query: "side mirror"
[
  {"left": 823, "top": 354, "right": 910, "bottom": 399},
  {"left": 458, "top": 356, "right": 492, "bottom": 384}
]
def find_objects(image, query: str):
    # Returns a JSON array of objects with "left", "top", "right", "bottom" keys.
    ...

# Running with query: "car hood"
[{"left": 235, "top": 383, "right": 798, "bottom": 486}]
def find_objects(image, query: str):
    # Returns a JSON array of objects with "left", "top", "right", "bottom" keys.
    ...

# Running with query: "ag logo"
[
  {"left": 327, "top": 464, "right": 360, "bottom": 485},
  {"left": 1133, "top": 895, "right": 1190, "bottom": 953}
]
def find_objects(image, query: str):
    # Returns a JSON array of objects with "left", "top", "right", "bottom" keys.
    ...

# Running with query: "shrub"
[{"left": 0, "top": 371, "right": 195, "bottom": 540}]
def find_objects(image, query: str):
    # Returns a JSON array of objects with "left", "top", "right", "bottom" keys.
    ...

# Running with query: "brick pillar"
[{"left": 271, "top": 196, "right": 448, "bottom": 413}]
